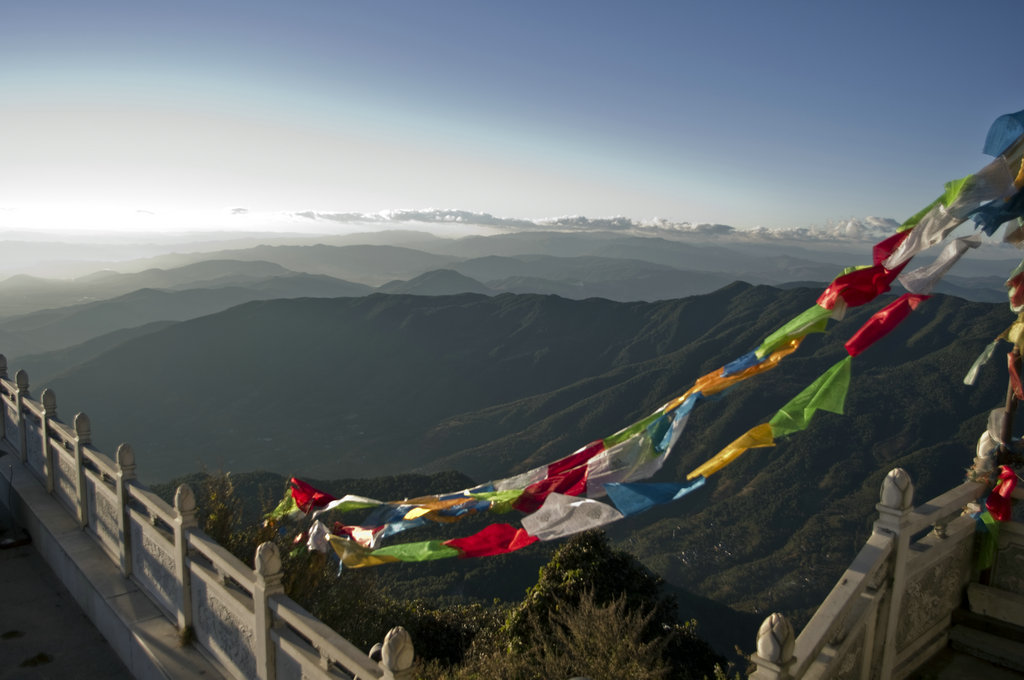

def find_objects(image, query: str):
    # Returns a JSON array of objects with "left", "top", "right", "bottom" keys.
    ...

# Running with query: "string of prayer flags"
[{"left": 275, "top": 108, "right": 1024, "bottom": 572}]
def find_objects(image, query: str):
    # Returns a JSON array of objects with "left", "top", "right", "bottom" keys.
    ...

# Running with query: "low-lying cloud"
[{"left": 288, "top": 208, "right": 904, "bottom": 244}]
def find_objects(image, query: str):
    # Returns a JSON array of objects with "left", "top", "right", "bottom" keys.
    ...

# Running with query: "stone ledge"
[
  {"left": 967, "top": 583, "right": 1024, "bottom": 629},
  {"left": 0, "top": 449, "right": 226, "bottom": 680},
  {"left": 949, "top": 624, "right": 1024, "bottom": 673}
]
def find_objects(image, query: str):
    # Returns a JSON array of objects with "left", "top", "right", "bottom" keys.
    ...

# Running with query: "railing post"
[
  {"left": 15, "top": 369, "right": 29, "bottom": 463},
  {"left": 378, "top": 627, "right": 415, "bottom": 680},
  {"left": 73, "top": 413, "right": 91, "bottom": 527},
  {"left": 254, "top": 541, "right": 284, "bottom": 680},
  {"left": 876, "top": 468, "right": 914, "bottom": 680},
  {"left": 0, "top": 354, "right": 7, "bottom": 442},
  {"left": 750, "top": 612, "right": 795, "bottom": 679},
  {"left": 116, "top": 443, "right": 136, "bottom": 577},
  {"left": 40, "top": 389, "right": 56, "bottom": 494},
  {"left": 174, "top": 484, "right": 197, "bottom": 636}
]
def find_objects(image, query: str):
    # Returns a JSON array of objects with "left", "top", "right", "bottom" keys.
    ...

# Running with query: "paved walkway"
[{"left": 0, "top": 504, "right": 132, "bottom": 679}]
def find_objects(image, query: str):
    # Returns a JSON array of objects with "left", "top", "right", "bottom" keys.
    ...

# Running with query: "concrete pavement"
[{"left": 0, "top": 487, "right": 133, "bottom": 679}]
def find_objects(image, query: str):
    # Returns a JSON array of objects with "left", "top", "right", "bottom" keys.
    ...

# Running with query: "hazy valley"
[{"left": 0, "top": 225, "right": 1017, "bottom": 656}]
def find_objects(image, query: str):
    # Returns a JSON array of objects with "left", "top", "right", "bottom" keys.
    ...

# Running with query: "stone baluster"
[
  {"left": 174, "top": 484, "right": 198, "bottom": 636},
  {"left": 378, "top": 626, "right": 415, "bottom": 680},
  {"left": 15, "top": 369, "right": 29, "bottom": 462},
  {"left": 73, "top": 413, "right": 91, "bottom": 526},
  {"left": 116, "top": 443, "right": 136, "bottom": 577},
  {"left": 0, "top": 354, "right": 7, "bottom": 442},
  {"left": 876, "top": 468, "right": 914, "bottom": 680},
  {"left": 254, "top": 541, "right": 284, "bottom": 680},
  {"left": 37, "top": 387, "right": 57, "bottom": 493},
  {"left": 749, "top": 612, "right": 795, "bottom": 679},
  {"left": 973, "top": 430, "right": 999, "bottom": 486},
  {"left": 40, "top": 389, "right": 57, "bottom": 494}
]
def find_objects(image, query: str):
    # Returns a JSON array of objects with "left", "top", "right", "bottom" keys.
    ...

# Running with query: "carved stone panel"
[
  {"left": 832, "top": 627, "right": 865, "bottom": 680},
  {"left": 87, "top": 478, "right": 121, "bottom": 558},
  {"left": 192, "top": 576, "right": 256, "bottom": 680},
  {"left": 54, "top": 451, "right": 78, "bottom": 514},
  {"left": 4, "top": 405, "right": 18, "bottom": 448},
  {"left": 897, "top": 540, "right": 971, "bottom": 651},
  {"left": 130, "top": 518, "right": 179, "bottom": 617},
  {"left": 24, "top": 420, "right": 44, "bottom": 478},
  {"left": 993, "top": 543, "right": 1024, "bottom": 595}
]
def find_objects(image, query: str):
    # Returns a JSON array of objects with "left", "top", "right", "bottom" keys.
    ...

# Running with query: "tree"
[{"left": 487, "top": 530, "right": 723, "bottom": 680}]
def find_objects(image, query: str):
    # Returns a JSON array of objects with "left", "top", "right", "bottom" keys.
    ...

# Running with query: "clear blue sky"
[{"left": 3, "top": 1, "right": 1023, "bottom": 231}]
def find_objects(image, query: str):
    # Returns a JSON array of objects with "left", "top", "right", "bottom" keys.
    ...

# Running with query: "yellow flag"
[{"left": 686, "top": 423, "right": 775, "bottom": 480}]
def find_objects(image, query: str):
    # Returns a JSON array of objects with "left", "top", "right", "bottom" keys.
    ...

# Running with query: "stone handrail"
[
  {"left": 0, "top": 354, "right": 415, "bottom": 680},
  {"left": 751, "top": 468, "right": 987, "bottom": 680}
]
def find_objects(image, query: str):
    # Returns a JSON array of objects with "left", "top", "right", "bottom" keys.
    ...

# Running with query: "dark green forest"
[{"left": 101, "top": 283, "right": 1018, "bottom": 672}]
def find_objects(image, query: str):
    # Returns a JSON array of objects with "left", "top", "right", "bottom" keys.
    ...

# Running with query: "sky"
[{"left": 3, "top": 1, "right": 1024, "bottom": 233}]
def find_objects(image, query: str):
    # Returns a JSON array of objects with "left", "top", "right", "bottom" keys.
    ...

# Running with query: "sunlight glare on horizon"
[{"left": 3, "top": 2, "right": 1023, "bottom": 232}]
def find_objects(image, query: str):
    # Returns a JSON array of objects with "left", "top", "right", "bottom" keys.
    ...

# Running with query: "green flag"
[
  {"left": 756, "top": 305, "right": 831, "bottom": 358},
  {"left": 769, "top": 356, "right": 852, "bottom": 437},
  {"left": 372, "top": 540, "right": 460, "bottom": 562}
]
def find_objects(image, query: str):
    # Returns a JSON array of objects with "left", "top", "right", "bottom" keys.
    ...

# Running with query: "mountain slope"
[
  {"left": 0, "top": 260, "right": 305, "bottom": 317},
  {"left": 377, "top": 269, "right": 495, "bottom": 296},
  {"left": 19, "top": 285, "right": 1011, "bottom": 626},
  {"left": 2, "top": 275, "right": 372, "bottom": 357}
]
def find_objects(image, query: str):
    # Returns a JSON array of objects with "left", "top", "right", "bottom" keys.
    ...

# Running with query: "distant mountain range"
[
  {"left": 1, "top": 225, "right": 1019, "bottom": 650},
  {"left": 0, "top": 230, "right": 1013, "bottom": 359},
  {"left": 9, "top": 284, "right": 1011, "bottom": 634}
]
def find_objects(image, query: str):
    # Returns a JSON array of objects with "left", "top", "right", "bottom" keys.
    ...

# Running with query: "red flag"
[
  {"left": 986, "top": 466, "right": 1018, "bottom": 522},
  {"left": 818, "top": 261, "right": 909, "bottom": 310},
  {"left": 290, "top": 477, "right": 337, "bottom": 513},
  {"left": 444, "top": 523, "right": 538, "bottom": 558},
  {"left": 547, "top": 440, "right": 604, "bottom": 476},
  {"left": 844, "top": 294, "right": 929, "bottom": 357},
  {"left": 513, "top": 466, "right": 588, "bottom": 513},
  {"left": 872, "top": 230, "right": 912, "bottom": 266}
]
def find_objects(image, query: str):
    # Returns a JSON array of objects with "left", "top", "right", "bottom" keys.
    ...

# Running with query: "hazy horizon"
[{"left": 4, "top": 2, "right": 1023, "bottom": 235}]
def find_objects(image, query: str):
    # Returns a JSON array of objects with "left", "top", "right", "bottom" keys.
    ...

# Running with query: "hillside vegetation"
[{"left": 14, "top": 284, "right": 1012, "bottom": 641}]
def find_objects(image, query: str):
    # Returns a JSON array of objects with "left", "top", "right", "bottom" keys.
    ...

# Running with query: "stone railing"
[
  {"left": 749, "top": 466, "right": 993, "bottom": 680},
  {"left": 0, "top": 355, "right": 415, "bottom": 680}
]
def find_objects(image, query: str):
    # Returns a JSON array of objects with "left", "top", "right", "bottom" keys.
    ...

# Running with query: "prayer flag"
[
  {"left": 986, "top": 466, "right": 1018, "bottom": 522},
  {"left": 768, "top": 357, "right": 852, "bottom": 438},
  {"left": 444, "top": 523, "right": 538, "bottom": 558},
  {"left": 686, "top": 423, "right": 775, "bottom": 480},
  {"left": 844, "top": 294, "right": 929, "bottom": 357},
  {"left": 984, "top": 109, "right": 1024, "bottom": 157},
  {"left": 604, "top": 477, "right": 707, "bottom": 516},
  {"left": 521, "top": 493, "right": 624, "bottom": 541},
  {"left": 756, "top": 306, "right": 831, "bottom": 358}
]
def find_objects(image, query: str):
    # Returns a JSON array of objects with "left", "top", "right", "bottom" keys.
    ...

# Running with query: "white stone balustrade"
[
  {"left": 750, "top": 466, "right": 993, "bottom": 680},
  {"left": 0, "top": 354, "right": 413, "bottom": 680}
]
